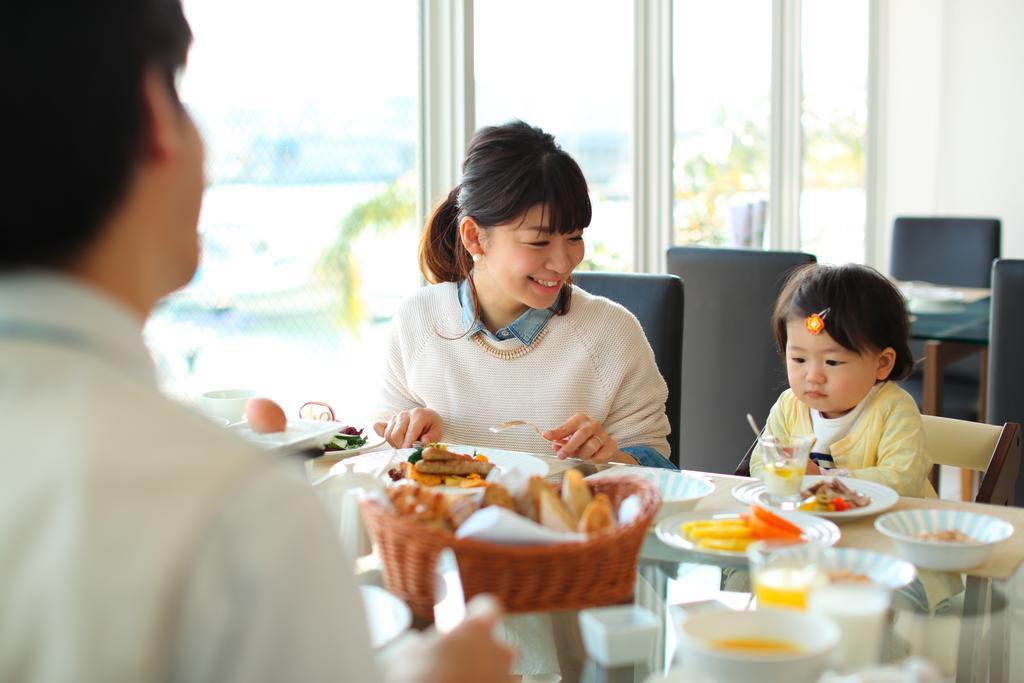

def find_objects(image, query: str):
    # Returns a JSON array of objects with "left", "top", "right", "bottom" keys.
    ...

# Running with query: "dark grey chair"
[
  {"left": 891, "top": 216, "right": 1001, "bottom": 421},
  {"left": 987, "top": 258, "right": 1024, "bottom": 505},
  {"left": 890, "top": 216, "right": 1000, "bottom": 288},
  {"left": 666, "top": 246, "right": 815, "bottom": 473},
  {"left": 572, "top": 272, "right": 683, "bottom": 465}
]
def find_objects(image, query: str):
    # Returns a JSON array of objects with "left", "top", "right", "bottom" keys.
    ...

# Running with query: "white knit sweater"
[{"left": 378, "top": 282, "right": 671, "bottom": 459}]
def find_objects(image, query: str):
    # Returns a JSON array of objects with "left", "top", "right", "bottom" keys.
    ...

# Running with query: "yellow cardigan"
[{"left": 751, "top": 381, "right": 936, "bottom": 498}]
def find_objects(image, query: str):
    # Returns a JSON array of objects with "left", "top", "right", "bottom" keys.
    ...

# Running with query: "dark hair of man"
[
  {"left": 772, "top": 263, "right": 916, "bottom": 381},
  {"left": 1, "top": 1, "right": 192, "bottom": 271},
  {"left": 419, "top": 120, "right": 592, "bottom": 317}
]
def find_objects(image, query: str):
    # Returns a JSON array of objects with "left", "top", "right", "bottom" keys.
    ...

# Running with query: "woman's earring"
[{"left": 472, "top": 253, "right": 482, "bottom": 264}]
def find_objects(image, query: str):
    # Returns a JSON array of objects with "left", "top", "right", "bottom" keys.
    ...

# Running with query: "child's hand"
[{"left": 805, "top": 460, "right": 822, "bottom": 475}]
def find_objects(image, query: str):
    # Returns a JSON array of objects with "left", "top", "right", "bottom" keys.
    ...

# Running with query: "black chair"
[
  {"left": 987, "top": 258, "right": 1024, "bottom": 505},
  {"left": 572, "top": 272, "right": 683, "bottom": 465},
  {"left": 891, "top": 216, "right": 1001, "bottom": 421},
  {"left": 890, "top": 216, "right": 1000, "bottom": 288},
  {"left": 666, "top": 246, "right": 815, "bottom": 473}
]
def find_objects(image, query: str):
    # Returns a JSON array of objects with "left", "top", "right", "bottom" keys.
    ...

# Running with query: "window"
[
  {"left": 672, "top": 0, "right": 772, "bottom": 249},
  {"left": 474, "top": 0, "right": 634, "bottom": 271},
  {"left": 799, "top": 0, "right": 869, "bottom": 264},
  {"left": 145, "top": 0, "right": 419, "bottom": 420}
]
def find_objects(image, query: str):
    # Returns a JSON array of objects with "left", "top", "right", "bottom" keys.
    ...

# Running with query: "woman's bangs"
[{"left": 540, "top": 156, "right": 592, "bottom": 235}]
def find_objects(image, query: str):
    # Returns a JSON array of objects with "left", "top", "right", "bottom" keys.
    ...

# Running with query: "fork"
[{"left": 489, "top": 420, "right": 558, "bottom": 443}]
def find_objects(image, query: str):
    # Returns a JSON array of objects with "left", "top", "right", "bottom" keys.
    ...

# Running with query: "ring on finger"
[{"left": 591, "top": 435, "right": 605, "bottom": 449}]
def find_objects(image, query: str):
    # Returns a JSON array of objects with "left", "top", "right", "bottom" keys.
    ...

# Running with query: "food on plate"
[
  {"left": 244, "top": 397, "right": 287, "bottom": 433},
  {"left": 324, "top": 425, "right": 369, "bottom": 452},
  {"left": 680, "top": 505, "right": 805, "bottom": 552},
  {"left": 416, "top": 459, "right": 494, "bottom": 476},
  {"left": 708, "top": 638, "right": 802, "bottom": 654},
  {"left": 561, "top": 469, "right": 593, "bottom": 520},
  {"left": 826, "top": 569, "right": 871, "bottom": 584},
  {"left": 387, "top": 443, "right": 493, "bottom": 488},
  {"left": 914, "top": 529, "right": 977, "bottom": 543},
  {"left": 383, "top": 476, "right": 620, "bottom": 537},
  {"left": 798, "top": 479, "right": 871, "bottom": 512}
]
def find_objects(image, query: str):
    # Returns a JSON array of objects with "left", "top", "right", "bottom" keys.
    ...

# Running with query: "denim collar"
[{"left": 458, "top": 278, "right": 556, "bottom": 345}]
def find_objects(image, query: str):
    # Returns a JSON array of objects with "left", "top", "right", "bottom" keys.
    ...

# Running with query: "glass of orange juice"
[{"left": 747, "top": 539, "right": 830, "bottom": 610}]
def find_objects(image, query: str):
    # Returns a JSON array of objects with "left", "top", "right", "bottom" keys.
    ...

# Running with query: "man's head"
[{"left": 2, "top": 1, "right": 203, "bottom": 312}]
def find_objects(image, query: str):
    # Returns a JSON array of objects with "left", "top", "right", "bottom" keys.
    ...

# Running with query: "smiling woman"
[{"left": 377, "top": 122, "right": 675, "bottom": 470}]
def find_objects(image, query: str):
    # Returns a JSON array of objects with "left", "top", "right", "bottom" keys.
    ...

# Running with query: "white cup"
[
  {"left": 809, "top": 582, "right": 891, "bottom": 671},
  {"left": 198, "top": 389, "right": 256, "bottom": 424}
]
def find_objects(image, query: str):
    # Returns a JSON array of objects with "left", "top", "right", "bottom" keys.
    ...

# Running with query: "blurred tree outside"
[{"left": 317, "top": 174, "right": 416, "bottom": 332}]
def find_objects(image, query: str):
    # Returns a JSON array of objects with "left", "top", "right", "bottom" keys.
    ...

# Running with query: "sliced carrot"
[
  {"left": 750, "top": 505, "right": 804, "bottom": 536},
  {"left": 749, "top": 514, "right": 802, "bottom": 540}
]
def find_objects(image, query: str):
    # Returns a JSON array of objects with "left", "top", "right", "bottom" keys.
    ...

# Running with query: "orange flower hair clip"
[{"left": 805, "top": 308, "right": 830, "bottom": 335}]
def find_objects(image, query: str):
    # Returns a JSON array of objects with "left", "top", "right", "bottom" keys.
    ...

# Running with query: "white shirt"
[
  {"left": 810, "top": 383, "right": 884, "bottom": 455},
  {"left": 0, "top": 273, "right": 379, "bottom": 683}
]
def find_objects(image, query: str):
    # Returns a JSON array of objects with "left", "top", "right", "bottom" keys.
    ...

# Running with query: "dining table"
[{"left": 308, "top": 449, "right": 1024, "bottom": 683}]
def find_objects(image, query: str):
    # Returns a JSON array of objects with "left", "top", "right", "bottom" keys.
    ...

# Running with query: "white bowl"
[
  {"left": 589, "top": 468, "right": 714, "bottom": 522},
  {"left": 579, "top": 604, "right": 659, "bottom": 667},
  {"left": 676, "top": 608, "right": 838, "bottom": 683},
  {"left": 874, "top": 509, "right": 1014, "bottom": 572},
  {"left": 198, "top": 389, "right": 256, "bottom": 424},
  {"left": 761, "top": 546, "right": 917, "bottom": 590}
]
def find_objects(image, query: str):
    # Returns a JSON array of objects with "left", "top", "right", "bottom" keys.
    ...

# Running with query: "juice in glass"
[{"left": 747, "top": 539, "right": 828, "bottom": 611}]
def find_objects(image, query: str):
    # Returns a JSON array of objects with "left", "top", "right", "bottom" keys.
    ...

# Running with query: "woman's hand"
[
  {"left": 374, "top": 408, "right": 443, "bottom": 448},
  {"left": 806, "top": 459, "right": 822, "bottom": 475},
  {"left": 542, "top": 412, "right": 618, "bottom": 463}
]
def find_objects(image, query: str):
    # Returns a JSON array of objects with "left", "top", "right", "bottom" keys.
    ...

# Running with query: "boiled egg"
[{"left": 245, "top": 397, "right": 287, "bottom": 433}]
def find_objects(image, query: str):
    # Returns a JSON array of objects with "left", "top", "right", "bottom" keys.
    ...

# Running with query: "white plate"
[
  {"left": 359, "top": 585, "right": 411, "bottom": 648},
  {"left": 317, "top": 432, "right": 387, "bottom": 461},
  {"left": 350, "top": 443, "right": 550, "bottom": 486},
  {"left": 731, "top": 476, "right": 899, "bottom": 521},
  {"left": 654, "top": 509, "right": 841, "bottom": 559},
  {"left": 229, "top": 418, "right": 346, "bottom": 451}
]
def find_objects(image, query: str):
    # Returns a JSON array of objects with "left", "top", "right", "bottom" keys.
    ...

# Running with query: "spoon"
[{"left": 746, "top": 413, "right": 766, "bottom": 441}]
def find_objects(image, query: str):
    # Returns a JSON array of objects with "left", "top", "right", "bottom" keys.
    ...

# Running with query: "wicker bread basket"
[{"left": 360, "top": 475, "right": 661, "bottom": 618}]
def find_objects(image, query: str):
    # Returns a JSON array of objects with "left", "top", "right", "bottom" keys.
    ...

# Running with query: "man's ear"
[
  {"left": 459, "top": 216, "right": 484, "bottom": 257},
  {"left": 140, "top": 68, "right": 182, "bottom": 162},
  {"left": 876, "top": 347, "right": 897, "bottom": 380}
]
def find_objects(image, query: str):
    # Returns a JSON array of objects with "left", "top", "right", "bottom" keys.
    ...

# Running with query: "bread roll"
[
  {"left": 561, "top": 469, "right": 593, "bottom": 521},
  {"left": 482, "top": 483, "right": 516, "bottom": 511},
  {"left": 578, "top": 493, "right": 616, "bottom": 534},
  {"left": 537, "top": 486, "right": 577, "bottom": 533}
]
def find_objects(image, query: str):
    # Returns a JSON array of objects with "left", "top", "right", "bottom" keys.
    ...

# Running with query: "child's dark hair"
[
  {"left": 772, "top": 263, "right": 915, "bottom": 381},
  {"left": 419, "top": 120, "right": 592, "bottom": 316}
]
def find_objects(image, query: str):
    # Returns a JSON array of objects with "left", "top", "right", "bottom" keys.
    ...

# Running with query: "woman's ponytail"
[{"left": 419, "top": 185, "right": 472, "bottom": 284}]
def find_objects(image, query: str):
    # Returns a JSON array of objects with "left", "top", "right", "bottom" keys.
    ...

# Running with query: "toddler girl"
[{"left": 751, "top": 263, "right": 935, "bottom": 497}]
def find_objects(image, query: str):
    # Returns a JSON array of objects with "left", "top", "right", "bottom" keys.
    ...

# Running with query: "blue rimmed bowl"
[
  {"left": 874, "top": 509, "right": 1014, "bottom": 571},
  {"left": 589, "top": 467, "right": 715, "bottom": 522}
]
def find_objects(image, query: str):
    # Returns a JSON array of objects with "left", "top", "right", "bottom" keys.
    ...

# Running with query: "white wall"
[{"left": 879, "top": 0, "right": 1024, "bottom": 271}]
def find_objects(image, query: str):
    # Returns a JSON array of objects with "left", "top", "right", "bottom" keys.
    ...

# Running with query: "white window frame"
[{"left": 419, "top": 0, "right": 883, "bottom": 271}]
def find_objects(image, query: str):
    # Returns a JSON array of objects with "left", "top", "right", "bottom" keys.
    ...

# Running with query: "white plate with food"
[
  {"left": 229, "top": 418, "right": 346, "bottom": 451},
  {"left": 732, "top": 476, "right": 898, "bottom": 521},
  {"left": 655, "top": 508, "right": 841, "bottom": 560},
  {"left": 762, "top": 546, "right": 917, "bottom": 590},
  {"left": 359, "top": 585, "right": 412, "bottom": 648},
  {"left": 317, "top": 427, "right": 386, "bottom": 461},
  {"left": 354, "top": 443, "right": 550, "bottom": 490}
]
